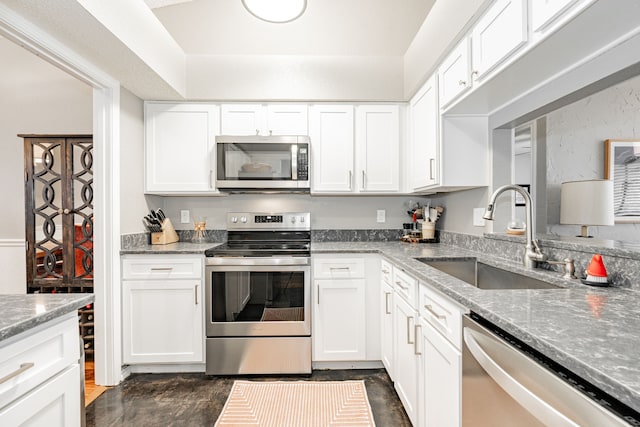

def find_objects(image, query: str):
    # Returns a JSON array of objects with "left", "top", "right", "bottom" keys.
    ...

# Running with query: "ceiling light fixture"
[{"left": 241, "top": 0, "right": 307, "bottom": 23}]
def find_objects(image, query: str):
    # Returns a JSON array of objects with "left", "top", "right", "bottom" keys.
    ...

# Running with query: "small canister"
[{"left": 421, "top": 220, "right": 435, "bottom": 239}]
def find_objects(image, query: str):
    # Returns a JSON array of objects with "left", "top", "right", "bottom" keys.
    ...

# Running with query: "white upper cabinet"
[
  {"left": 145, "top": 103, "right": 220, "bottom": 194},
  {"left": 266, "top": 104, "right": 309, "bottom": 135},
  {"left": 531, "top": 0, "right": 580, "bottom": 32},
  {"left": 471, "top": 0, "right": 527, "bottom": 81},
  {"left": 221, "top": 104, "right": 308, "bottom": 136},
  {"left": 355, "top": 105, "right": 400, "bottom": 192},
  {"left": 409, "top": 75, "right": 439, "bottom": 190},
  {"left": 438, "top": 37, "right": 471, "bottom": 108},
  {"left": 309, "top": 105, "right": 355, "bottom": 193}
]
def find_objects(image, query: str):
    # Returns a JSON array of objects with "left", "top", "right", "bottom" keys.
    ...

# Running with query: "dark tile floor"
[{"left": 86, "top": 369, "right": 411, "bottom": 426}]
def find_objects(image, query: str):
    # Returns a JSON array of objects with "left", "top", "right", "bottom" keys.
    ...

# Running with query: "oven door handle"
[{"left": 206, "top": 257, "right": 310, "bottom": 267}]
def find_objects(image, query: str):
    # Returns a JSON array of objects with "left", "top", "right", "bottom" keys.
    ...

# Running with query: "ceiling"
[{"left": 148, "top": 0, "right": 435, "bottom": 56}]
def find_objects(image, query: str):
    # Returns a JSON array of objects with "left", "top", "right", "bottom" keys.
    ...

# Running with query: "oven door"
[{"left": 205, "top": 258, "right": 311, "bottom": 337}]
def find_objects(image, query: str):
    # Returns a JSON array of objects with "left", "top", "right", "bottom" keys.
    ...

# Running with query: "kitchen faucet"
[{"left": 483, "top": 184, "right": 547, "bottom": 269}]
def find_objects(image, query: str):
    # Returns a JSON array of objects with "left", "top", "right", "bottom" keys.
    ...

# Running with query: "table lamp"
[{"left": 560, "top": 180, "right": 614, "bottom": 238}]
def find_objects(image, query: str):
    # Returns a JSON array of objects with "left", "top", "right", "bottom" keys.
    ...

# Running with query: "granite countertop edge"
[
  {"left": 120, "top": 242, "right": 224, "bottom": 255},
  {"left": 0, "top": 294, "right": 95, "bottom": 344},
  {"left": 311, "top": 241, "right": 640, "bottom": 413}
]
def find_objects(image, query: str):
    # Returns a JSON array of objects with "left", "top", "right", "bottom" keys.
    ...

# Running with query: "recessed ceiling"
[{"left": 148, "top": 0, "right": 435, "bottom": 56}]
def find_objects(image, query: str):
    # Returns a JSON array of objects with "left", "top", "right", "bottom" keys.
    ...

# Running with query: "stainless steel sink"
[{"left": 417, "top": 258, "right": 560, "bottom": 290}]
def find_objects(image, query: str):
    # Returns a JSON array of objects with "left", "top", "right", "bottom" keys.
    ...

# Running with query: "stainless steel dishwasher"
[{"left": 462, "top": 313, "right": 639, "bottom": 426}]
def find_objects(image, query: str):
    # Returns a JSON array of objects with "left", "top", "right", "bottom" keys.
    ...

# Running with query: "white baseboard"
[
  {"left": 312, "top": 361, "right": 384, "bottom": 370},
  {"left": 0, "top": 240, "right": 26, "bottom": 294}
]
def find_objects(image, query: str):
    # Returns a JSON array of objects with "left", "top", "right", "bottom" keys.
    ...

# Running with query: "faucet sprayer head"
[{"left": 483, "top": 204, "right": 495, "bottom": 221}]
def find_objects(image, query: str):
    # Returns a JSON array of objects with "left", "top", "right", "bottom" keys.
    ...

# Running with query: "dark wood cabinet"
[{"left": 21, "top": 134, "right": 94, "bottom": 355}]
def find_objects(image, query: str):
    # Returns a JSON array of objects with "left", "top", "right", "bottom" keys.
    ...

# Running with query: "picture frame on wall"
[
  {"left": 514, "top": 184, "right": 530, "bottom": 207},
  {"left": 605, "top": 139, "right": 640, "bottom": 223}
]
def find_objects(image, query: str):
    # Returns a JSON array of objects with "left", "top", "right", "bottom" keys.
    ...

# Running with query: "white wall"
[
  {"left": 160, "top": 195, "right": 429, "bottom": 232},
  {"left": 545, "top": 73, "right": 640, "bottom": 241},
  {"left": 119, "top": 87, "right": 149, "bottom": 234},
  {"left": 0, "top": 38, "right": 92, "bottom": 292},
  {"left": 186, "top": 55, "right": 404, "bottom": 101}
]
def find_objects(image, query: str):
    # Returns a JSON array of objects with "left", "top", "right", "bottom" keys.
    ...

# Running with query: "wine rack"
[{"left": 79, "top": 304, "right": 94, "bottom": 358}]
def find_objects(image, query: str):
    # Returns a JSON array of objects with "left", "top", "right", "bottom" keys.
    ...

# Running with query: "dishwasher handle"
[{"left": 464, "top": 326, "right": 579, "bottom": 427}]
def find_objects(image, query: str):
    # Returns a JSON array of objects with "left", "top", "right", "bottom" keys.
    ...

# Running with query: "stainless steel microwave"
[{"left": 215, "top": 135, "right": 310, "bottom": 191}]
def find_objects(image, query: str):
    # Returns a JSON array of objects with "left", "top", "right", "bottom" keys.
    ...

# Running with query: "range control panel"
[{"left": 226, "top": 212, "right": 310, "bottom": 231}]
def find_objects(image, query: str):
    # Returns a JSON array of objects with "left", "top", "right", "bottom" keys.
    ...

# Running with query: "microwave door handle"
[{"left": 291, "top": 144, "right": 298, "bottom": 180}]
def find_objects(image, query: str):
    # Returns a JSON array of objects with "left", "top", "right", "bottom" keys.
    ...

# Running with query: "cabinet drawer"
[
  {"left": 122, "top": 255, "right": 203, "bottom": 280},
  {"left": 393, "top": 268, "right": 418, "bottom": 308},
  {"left": 313, "top": 258, "right": 365, "bottom": 279},
  {"left": 0, "top": 314, "right": 79, "bottom": 409},
  {"left": 380, "top": 259, "right": 393, "bottom": 284},
  {"left": 419, "top": 284, "right": 464, "bottom": 349}
]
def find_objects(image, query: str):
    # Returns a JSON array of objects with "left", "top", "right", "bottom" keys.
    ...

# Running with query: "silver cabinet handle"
[
  {"left": 317, "top": 283, "right": 320, "bottom": 305},
  {"left": 348, "top": 170, "right": 353, "bottom": 190},
  {"left": 471, "top": 70, "right": 479, "bottom": 79},
  {"left": 0, "top": 363, "right": 34, "bottom": 384},
  {"left": 429, "top": 158, "right": 435, "bottom": 180},
  {"left": 209, "top": 170, "right": 214, "bottom": 188},
  {"left": 361, "top": 170, "right": 366, "bottom": 190},
  {"left": 385, "top": 292, "right": 391, "bottom": 314},
  {"left": 458, "top": 80, "right": 467, "bottom": 86},
  {"left": 255, "top": 129, "right": 260, "bottom": 135},
  {"left": 150, "top": 267, "right": 173, "bottom": 271},
  {"left": 395, "top": 280, "right": 408, "bottom": 290},
  {"left": 195, "top": 284, "right": 199, "bottom": 305},
  {"left": 425, "top": 304, "right": 446, "bottom": 320},
  {"left": 329, "top": 267, "right": 350, "bottom": 270},
  {"left": 406, "top": 316, "right": 414, "bottom": 344},
  {"left": 414, "top": 324, "right": 422, "bottom": 355},
  {"left": 382, "top": 269, "right": 390, "bottom": 274}
]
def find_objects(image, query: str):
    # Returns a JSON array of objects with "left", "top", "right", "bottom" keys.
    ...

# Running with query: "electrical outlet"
[
  {"left": 376, "top": 209, "right": 386, "bottom": 223},
  {"left": 473, "top": 208, "right": 486, "bottom": 227},
  {"left": 180, "top": 210, "right": 190, "bottom": 224}
]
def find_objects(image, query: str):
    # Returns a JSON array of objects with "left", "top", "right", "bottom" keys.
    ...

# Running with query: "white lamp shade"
[{"left": 560, "top": 180, "right": 614, "bottom": 226}]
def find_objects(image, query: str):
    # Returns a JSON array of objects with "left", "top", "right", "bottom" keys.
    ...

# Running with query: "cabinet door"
[
  {"left": 123, "top": 280, "right": 204, "bottom": 364},
  {"left": 409, "top": 75, "right": 439, "bottom": 190},
  {"left": 309, "top": 105, "right": 355, "bottom": 193},
  {"left": 421, "top": 323, "right": 461, "bottom": 427},
  {"left": 439, "top": 38, "right": 471, "bottom": 108},
  {"left": 380, "top": 280, "right": 394, "bottom": 378},
  {"left": 393, "top": 295, "right": 419, "bottom": 425},
  {"left": 266, "top": 104, "right": 308, "bottom": 135},
  {"left": 472, "top": 0, "right": 527, "bottom": 80},
  {"left": 220, "top": 104, "right": 265, "bottom": 135},
  {"left": 355, "top": 105, "right": 400, "bottom": 192},
  {"left": 313, "top": 279, "right": 366, "bottom": 361},
  {"left": 532, "top": 0, "right": 579, "bottom": 32},
  {"left": 0, "top": 364, "right": 81, "bottom": 427},
  {"left": 145, "top": 103, "right": 219, "bottom": 193}
]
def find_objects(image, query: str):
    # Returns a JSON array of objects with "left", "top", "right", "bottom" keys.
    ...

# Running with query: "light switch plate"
[
  {"left": 473, "top": 208, "right": 486, "bottom": 227},
  {"left": 376, "top": 209, "right": 386, "bottom": 223},
  {"left": 180, "top": 210, "right": 190, "bottom": 224}
]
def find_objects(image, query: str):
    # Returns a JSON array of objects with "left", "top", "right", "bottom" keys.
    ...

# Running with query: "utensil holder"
[{"left": 151, "top": 218, "right": 179, "bottom": 245}]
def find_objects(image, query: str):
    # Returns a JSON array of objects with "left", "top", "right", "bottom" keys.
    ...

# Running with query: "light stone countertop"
[
  {"left": 0, "top": 293, "right": 94, "bottom": 343},
  {"left": 312, "top": 241, "right": 640, "bottom": 413}
]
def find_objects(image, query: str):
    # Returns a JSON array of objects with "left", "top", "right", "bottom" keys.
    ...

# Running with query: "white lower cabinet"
[
  {"left": 420, "top": 319, "right": 461, "bottom": 427},
  {"left": 393, "top": 292, "right": 420, "bottom": 426},
  {"left": 380, "top": 278, "right": 394, "bottom": 378},
  {"left": 311, "top": 255, "right": 380, "bottom": 363},
  {"left": 313, "top": 278, "right": 366, "bottom": 361},
  {"left": 0, "top": 313, "right": 81, "bottom": 427},
  {"left": 122, "top": 255, "right": 204, "bottom": 364}
]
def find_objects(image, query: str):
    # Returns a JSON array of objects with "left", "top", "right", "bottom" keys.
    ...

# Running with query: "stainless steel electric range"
[{"left": 204, "top": 212, "right": 311, "bottom": 375}]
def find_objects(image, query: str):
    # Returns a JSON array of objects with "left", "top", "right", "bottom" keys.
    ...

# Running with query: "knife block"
[{"left": 151, "top": 218, "right": 179, "bottom": 245}]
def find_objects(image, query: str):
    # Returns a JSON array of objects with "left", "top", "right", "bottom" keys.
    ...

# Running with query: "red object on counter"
[{"left": 412, "top": 212, "right": 417, "bottom": 222}]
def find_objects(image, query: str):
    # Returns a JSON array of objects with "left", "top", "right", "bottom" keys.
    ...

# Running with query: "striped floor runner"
[{"left": 215, "top": 380, "right": 376, "bottom": 427}]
